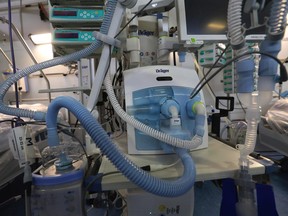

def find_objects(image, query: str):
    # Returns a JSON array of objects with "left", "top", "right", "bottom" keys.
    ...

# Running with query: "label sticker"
[{"left": 8, "top": 126, "right": 35, "bottom": 167}]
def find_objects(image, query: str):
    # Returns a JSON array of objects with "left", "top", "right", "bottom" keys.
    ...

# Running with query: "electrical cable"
[
  {"left": 114, "top": 0, "right": 153, "bottom": 38},
  {"left": 85, "top": 159, "right": 181, "bottom": 192},
  {"left": 236, "top": 92, "right": 247, "bottom": 114},
  {"left": 190, "top": 51, "right": 288, "bottom": 99},
  {"left": 173, "top": 51, "right": 176, "bottom": 66},
  {"left": 7, "top": 0, "right": 20, "bottom": 109},
  {"left": 195, "top": 45, "right": 245, "bottom": 111},
  {"left": 201, "top": 67, "right": 228, "bottom": 108},
  {"left": 190, "top": 44, "right": 231, "bottom": 98},
  {"left": 85, "top": 171, "right": 121, "bottom": 192},
  {"left": 0, "top": 195, "right": 22, "bottom": 209}
]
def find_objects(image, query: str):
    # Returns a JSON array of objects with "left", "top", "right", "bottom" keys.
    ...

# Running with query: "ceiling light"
[{"left": 29, "top": 33, "right": 52, "bottom": 45}]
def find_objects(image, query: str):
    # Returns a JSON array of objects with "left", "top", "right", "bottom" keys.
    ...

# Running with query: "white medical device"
[{"left": 124, "top": 65, "right": 208, "bottom": 154}]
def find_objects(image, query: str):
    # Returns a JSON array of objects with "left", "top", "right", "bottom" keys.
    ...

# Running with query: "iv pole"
[{"left": 0, "top": 16, "right": 52, "bottom": 102}]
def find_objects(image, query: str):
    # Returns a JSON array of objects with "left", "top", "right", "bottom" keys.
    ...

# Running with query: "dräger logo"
[
  {"left": 138, "top": 30, "right": 154, "bottom": 36},
  {"left": 156, "top": 69, "right": 169, "bottom": 73}
]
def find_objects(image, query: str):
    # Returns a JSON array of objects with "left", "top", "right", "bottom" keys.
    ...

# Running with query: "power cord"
[{"left": 191, "top": 43, "right": 231, "bottom": 98}]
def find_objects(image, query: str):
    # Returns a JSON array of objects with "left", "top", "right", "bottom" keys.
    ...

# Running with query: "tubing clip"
[{"left": 93, "top": 31, "right": 121, "bottom": 48}]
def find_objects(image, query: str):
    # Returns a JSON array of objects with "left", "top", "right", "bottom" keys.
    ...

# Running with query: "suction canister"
[{"left": 31, "top": 143, "right": 87, "bottom": 216}]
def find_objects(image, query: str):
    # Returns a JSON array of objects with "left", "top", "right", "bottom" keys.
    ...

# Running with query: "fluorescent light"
[{"left": 29, "top": 33, "right": 51, "bottom": 45}]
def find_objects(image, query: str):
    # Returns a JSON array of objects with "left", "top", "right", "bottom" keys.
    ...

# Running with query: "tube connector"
[
  {"left": 185, "top": 96, "right": 202, "bottom": 118},
  {"left": 186, "top": 100, "right": 206, "bottom": 137},
  {"left": 237, "top": 144, "right": 250, "bottom": 168},
  {"left": 47, "top": 127, "right": 60, "bottom": 147},
  {"left": 93, "top": 31, "right": 121, "bottom": 48},
  {"left": 245, "top": 93, "right": 261, "bottom": 123},
  {"left": 160, "top": 99, "right": 180, "bottom": 118},
  {"left": 54, "top": 152, "right": 73, "bottom": 171}
]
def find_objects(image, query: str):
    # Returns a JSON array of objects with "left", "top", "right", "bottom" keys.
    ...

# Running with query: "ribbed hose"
[
  {"left": 46, "top": 96, "right": 196, "bottom": 197},
  {"left": 104, "top": 74, "right": 204, "bottom": 150},
  {"left": 242, "top": 122, "right": 257, "bottom": 157},
  {"left": 268, "top": 0, "right": 288, "bottom": 34},
  {"left": 0, "top": 0, "right": 118, "bottom": 120},
  {"left": 237, "top": 93, "right": 260, "bottom": 168},
  {"left": 227, "top": 0, "right": 250, "bottom": 59}
]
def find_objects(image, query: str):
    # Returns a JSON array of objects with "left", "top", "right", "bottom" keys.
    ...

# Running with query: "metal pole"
[
  {"left": 0, "top": 48, "right": 13, "bottom": 65},
  {"left": 0, "top": 16, "right": 52, "bottom": 102}
]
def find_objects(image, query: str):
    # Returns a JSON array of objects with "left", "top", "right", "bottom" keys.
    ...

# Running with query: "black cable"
[
  {"left": 190, "top": 51, "right": 288, "bottom": 99},
  {"left": 85, "top": 171, "right": 120, "bottom": 192},
  {"left": 72, "top": 119, "right": 79, "bottom": 134},
  {"left": 191, "top": 44, "right": 231, "bottom": 97},
  {"left": 112, "top": 60, "right": 122, "bottom": 86},
  {"left": 236, "top": 93, "right": 246, "bottom": 114},
  {"left": 173, "top": 51, "right": 176, "bottom": 66},
  {"left": 114, "top": 0, "right": 153, "bottom": 38},
  {"left": 0, "top": 119, "right": 17, "bottom": 124},
  {"left": 202, "top": 67, "right": 228, "bottom": 108}
]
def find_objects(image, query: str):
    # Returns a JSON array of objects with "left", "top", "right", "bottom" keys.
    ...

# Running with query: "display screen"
[
  {"left": 53, "top": 10, "right": 77, "bottom": 16},
  {"left": 183, "top": 0, "right": 271, "bottom": 39},
  {"left": 55, "top": 32, "right": 79, "bottom": 39},
  {"left": 185, "top": 0, "right": 227, "bottom": 35}
]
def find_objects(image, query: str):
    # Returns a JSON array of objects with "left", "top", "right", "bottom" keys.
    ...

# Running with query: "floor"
[{"left": 193, "top": 170, "right": 288, "bottom": 216}]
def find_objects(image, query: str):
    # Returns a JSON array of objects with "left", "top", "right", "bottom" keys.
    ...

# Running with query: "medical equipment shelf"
[
  {"left": 38, "top": 86, "right": 91, "bottom": 94},
  {"left": 99, "top": 135, "right": 265, "bottom": 191},
  {"left": 53, "top": 43, "right": 102, "bottom": 57},
  {"left": 38, "top": 85, "right": 122, "bottom": 94}
]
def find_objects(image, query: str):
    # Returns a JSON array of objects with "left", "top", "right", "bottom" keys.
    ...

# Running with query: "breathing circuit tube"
[
  {"left": 258, "top": 0, "right": 288, "bottom": 112},
  {"left": 227, "top": 0, "right": 259, "bottom": 164},
  {"left": 237, "top": 93, "right": 261, "bottom": 168},
  {"left": 267, "top": 0, "right": 288, "bottom": 38},
  {"left": 46, "top": 96, "right": 196, "bottom": 197},
  {"left": 227, "top": 0, "right": 250, "bottom": 59},
  {"left": 0, "top": 0, "right": 198, "bottom": 197},
  {"left": 104, "top": 73, "right": 206, "bottom": 150},
  {"left": 0, "top": 0, "right": 118, "bottom": 120}
]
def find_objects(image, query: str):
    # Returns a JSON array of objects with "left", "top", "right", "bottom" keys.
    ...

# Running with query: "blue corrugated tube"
[
  {"left": 258, "top": 0, "right": 288, "bottom": 91},
  {"left": 45, "top": 96, "right": 196, "bottom": 197},
  {"left": 0, "top": 0, "right": 118, "bottom": 120}
]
